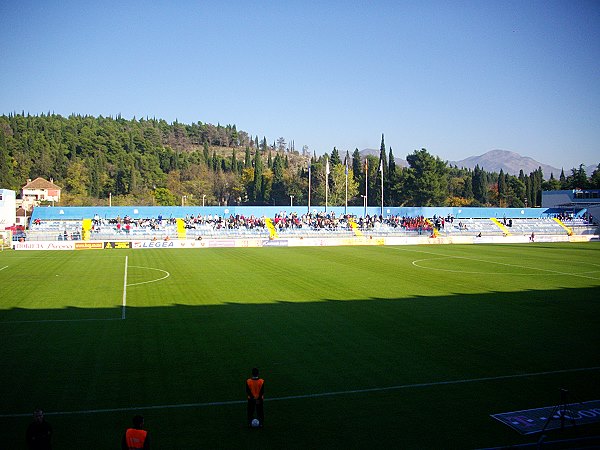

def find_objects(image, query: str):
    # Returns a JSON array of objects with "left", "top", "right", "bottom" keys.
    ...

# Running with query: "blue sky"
[{"left": 1, "top": 0, "right": 598, "bottom": 170}]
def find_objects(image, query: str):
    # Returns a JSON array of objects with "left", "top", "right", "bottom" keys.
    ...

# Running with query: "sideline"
[
  {"left": 0, "top": 317, "right": 122, "bottom": 324},
  {"left": 1, "top": 366, "right": 598, "bottom": 418}
]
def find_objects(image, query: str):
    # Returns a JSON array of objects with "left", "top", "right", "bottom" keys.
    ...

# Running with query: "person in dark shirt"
[{"left": 26, "top": 409, "right": 52, "bottom": 450}]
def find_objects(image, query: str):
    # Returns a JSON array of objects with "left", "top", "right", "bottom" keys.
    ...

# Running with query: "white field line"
[
  {"left": 1, "top": 366, "right": 598, "bottom": 419},
  {"left": 0, "top": 261, "right": 172, "bottom": 325},
  {"left": 394, "top": 246, "right": 600, "bottom": 281},
  {"left": 126, "top": 266, "right": 170, "bottom": 287},
  {"left": 411, "top": 257, "right": 600, "bottom": 276},
  {"left": 0, "top": 318, "right": 122, "bottom": 324},
  {"left": 121, "top": 256, "right": 128, "bottom": 320}
]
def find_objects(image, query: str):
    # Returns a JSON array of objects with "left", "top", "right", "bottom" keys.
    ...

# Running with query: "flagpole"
[
  {"left": 380, "top": 159, "right": 384, "bottom": 217},
  {"left": 345, "top": 160, "right": 348, "bottom": 215},
  {"left": 307, "top": 161, "right": 311, "bottom": 214},
  {"left": 325, "top": 157, "right": 329, "bottom": 213},
  {"left": 364, "top": 159, "right": 368, "bottom": 218}
]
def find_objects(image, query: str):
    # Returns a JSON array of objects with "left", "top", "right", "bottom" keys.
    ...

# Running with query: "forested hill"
[{"left": 0, "top": 113, "right": 598, "bottom": 208}]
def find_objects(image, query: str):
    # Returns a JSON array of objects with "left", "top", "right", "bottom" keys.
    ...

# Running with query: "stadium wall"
[{"left": 12, "top": 233, "right": 597, "bottom": 251}]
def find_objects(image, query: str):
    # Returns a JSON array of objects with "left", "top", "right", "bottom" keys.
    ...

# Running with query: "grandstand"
[{"left": 18, "top": 205, "right": 599, "bottom": 243}]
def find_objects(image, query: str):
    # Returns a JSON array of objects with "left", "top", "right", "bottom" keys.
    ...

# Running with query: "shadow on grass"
[{"left": 1, "top": 286, "right": 599, "bottom": 449}]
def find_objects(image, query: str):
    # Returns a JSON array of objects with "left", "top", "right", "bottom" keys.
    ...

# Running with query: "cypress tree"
[
  {"left": 379, "top": 134, "right": 387, "bottom": 173},
  {"left": 230, "top": 148, "right": 237, "bottom": 173},
  {"left": 252, "top": 150, "right": 263, "bottom": 202},
  {"left": 203, "top": 142, "right": 210, "bottom": 167},
  {"left": 352, "top": 148, "right": 361, "bottom": 178},
  {"left": 244, "top": 146, "right": 251, "bottom": 168}
]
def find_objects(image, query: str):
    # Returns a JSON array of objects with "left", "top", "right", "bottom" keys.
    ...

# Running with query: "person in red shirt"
[
  {"left": 121, "top": 415, "right": 150, "bottom": 449},
  {"left": 246, "top": 367, "right": 265, "bottom": 427}
]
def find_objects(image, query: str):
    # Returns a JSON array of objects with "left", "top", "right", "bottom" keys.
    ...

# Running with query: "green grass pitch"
[{"left": 1, "top": 243, "right": 599, "bottom": 449}]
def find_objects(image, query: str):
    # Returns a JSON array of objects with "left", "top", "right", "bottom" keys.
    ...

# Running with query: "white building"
[
  {"left": 0, "top": 189, "right": 17, "bottom": 229},
  {"left": 22, "top": 177, "right": 61, "bottom": 207}
]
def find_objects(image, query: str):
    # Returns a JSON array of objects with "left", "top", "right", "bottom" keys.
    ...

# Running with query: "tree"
[
  {"left": 386, "top": 147, "right": 396, "bottom": 205},
  {"left": 543, "top": 172, "right": 562, "bottom": 191},
  {"left": 569, "top": 164, "right": 588, "bottom": 189},
  {"left": 270, "top": 153, "right": 286, "bottom": 204},
  {"left": 244, "top": 146, "right": 252, "bottom": 168},
  {"left": 472, "top": 165, "right": 488, "bottom": 204},
  {"left": 352, "top": 148, "right": 361, "bottom": 180},
  {"left": 252, "top": 150, "right": 264, "bottom": 203},
  {"left": 330, "top": 147, "right": 341, "bottom": 166},
  {"left": 276, "top": 137, "right": 286, "bottom": 153},
  {"left": 328, "top": 162, "right": 359, "bottom": 206},
  {"left": 506, "top": 176, "right": 526, "bottom": 207},
  {"left": 230, "top": 148, "right": 238, "bottom": 174},
  {"left": 559, "top": 168, "right": 567, "bottom": 189},
  {"left": 497, "top": 169, "right": 507, "bottom": 207},
  {"left": 365, "top": 155, "right": 378, "bottom": 205},
  {"left": 590, "top": 164, "right": 600, "bottom": 189},
  {"left": 0, "top": 129, "right": 15, "bottom": 189},
  {"left": 404, "top": 149, "right": 448, "bottom": 206},
  {"left": 378, "top": 134, "right": 387, "bottom": 176},
  {"left": 462, "top": 173, "right": 474, "bottom": 201},
  {"left": 154, "top": 187, "right": 176, "bottom": 206}
]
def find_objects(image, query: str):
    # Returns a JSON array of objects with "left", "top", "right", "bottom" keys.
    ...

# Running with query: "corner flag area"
[{"left": 492, "top": 399, "right": 600, "bottom": 435}]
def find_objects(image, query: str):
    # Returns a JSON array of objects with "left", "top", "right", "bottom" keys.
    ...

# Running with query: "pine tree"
[
  {"left": 0, "top": 130, "right": 15, "bottom": 189},
  {"left": 330, "top": 147, "right": 341, "bottom": 166}
]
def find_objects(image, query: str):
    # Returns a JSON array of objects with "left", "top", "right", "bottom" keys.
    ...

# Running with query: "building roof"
[{"left": 23, "top": 177, "right": 61, "bottom": 190}]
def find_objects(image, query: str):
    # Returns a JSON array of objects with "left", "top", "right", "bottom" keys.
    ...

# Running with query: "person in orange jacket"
[
  {"left": 246, "top": 367, "right": 265, "bottom": 427},
  {"left": 121, "top": 415, "right": 150, "bottom": 449}
]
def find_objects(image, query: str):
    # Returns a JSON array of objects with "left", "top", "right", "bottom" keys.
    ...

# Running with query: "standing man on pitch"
[
  {"left": 26, "top": 409, "right": 52, "bottom": 450},
  {"left": 246, "top": 367, "right": 265, "bottom": 427},
  {"left": 121, "top": 415, "right": 150, "bottom": 449}
]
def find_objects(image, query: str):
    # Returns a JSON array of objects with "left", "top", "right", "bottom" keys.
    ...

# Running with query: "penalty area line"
[{"left": 2, "top": 366, "right": 598, "bottom": 418}]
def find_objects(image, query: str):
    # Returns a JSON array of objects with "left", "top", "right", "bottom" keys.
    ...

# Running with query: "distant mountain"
[
  {"left": 448, "top": 149, "right": 561, "bottom": 177},
  {"left": 359, "top": 148, "right": 407, "bottom": 168},
  {"left": 358, "top": 148, "right": 596, "bottom": 178},
  {"left": 585, "top": 164, "right": 598, "bottom": 176}
]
